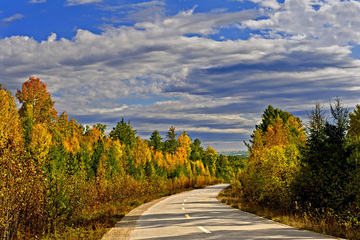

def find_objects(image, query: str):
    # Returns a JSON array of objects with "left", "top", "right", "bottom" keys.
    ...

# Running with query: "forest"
[
  {"left": 1, "top": 77, "right": 360, "bottom": 239},
  {"left": 221, "top": 101, "right": 360, "bottom": 239},
  {"left": 0, "top": 77, "right": 245, "bottom": 239}
]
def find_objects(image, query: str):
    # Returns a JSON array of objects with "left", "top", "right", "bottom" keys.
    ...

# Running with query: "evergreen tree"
[
  {"left": 109, "top": 118, "right": 137, "bottom": 149},
  {"left": 164, "top": 126, "right": 177, "bottom": 154},
  {"left": 149, "top": 130, "right": 163, "bottom": 151}
]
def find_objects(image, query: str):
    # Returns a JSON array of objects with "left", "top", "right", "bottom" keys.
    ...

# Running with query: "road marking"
[
  {"left": 198, "top": 226, "right": 211, "bottom": 234},
  {"left": 185, "top": 214, "right": 191, "bottom": 219}
]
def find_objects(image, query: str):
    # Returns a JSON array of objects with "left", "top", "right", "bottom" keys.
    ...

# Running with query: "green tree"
[
  {"left": 149, "top": 130, "right": 163, "bottom": 151},
  {"left": 296, "top": 98, "right": 351, "bottom": 211},
  {"left": 109, "top": 118, "right": 137, "bottom": 149},
  {"left": 190, "top": 138, "right": 204, "bottom": 162},
  {"left": 164, "top": 126, "right": 177, "bottom": 154}
]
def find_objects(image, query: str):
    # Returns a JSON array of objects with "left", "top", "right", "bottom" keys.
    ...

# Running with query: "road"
[{"left": 128, "top": 184, "right": 336, "bottom": 240}]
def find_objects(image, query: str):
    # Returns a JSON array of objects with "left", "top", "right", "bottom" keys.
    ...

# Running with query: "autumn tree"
[
  {"left": 16, "top": 77, "right": 57, "bottom": 123},
  {"left": 0, "top": 87, "right": 40, "bottom": 239},
  {"left": 241, "top": 105, "right": 306, "bottom": 209}
]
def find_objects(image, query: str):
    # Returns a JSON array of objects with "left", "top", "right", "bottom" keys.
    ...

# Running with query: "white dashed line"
[{"left": 198, "top": 226, "right": 211, "bottom": 234}]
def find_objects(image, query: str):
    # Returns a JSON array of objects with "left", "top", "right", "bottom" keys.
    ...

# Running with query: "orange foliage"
[
  {"left": 264, "top": 117, "right": 288, "bottom": 148},
  {"left": 153, "top": 150, "right": 166, "bottom": 168},
  {"left": 16, "top": 77, "right": 57, "bottom": 123}
]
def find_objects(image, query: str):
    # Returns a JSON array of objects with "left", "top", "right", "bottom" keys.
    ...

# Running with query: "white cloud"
[
  {"left": 66, "top": 0, "right": 103, "bottom": 6},
  {"left": 29, "top": 0, "right": 47, "bottom": 3},
  {"left": 1, "top": 4, "right": 360, "bottom": 150},
  {"left": 2, "top": 14, "right": 24, "bottom": 24},
  {"left": 240, "top": 0, "right": 360, "bottom": 46}
]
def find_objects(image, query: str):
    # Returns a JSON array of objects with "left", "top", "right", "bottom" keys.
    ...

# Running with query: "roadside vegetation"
[
  {"left": 219, "top": 102, "right": 360, "bottom": 240},
  {"left": 0, "top": 77, "right": 244, "bottom": 239},
  {"left": 2, "top": 77, "right": 360, "bottom": 240}
]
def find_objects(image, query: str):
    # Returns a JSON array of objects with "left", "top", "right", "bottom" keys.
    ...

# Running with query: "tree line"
[
  {"left": 0, "top": 77, "right": 245, "bottom": 239},
  {"left": 234, "top": 100, "right": 360, "bottom": 239}
]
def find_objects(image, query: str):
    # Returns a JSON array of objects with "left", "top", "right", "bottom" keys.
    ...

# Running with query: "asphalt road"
[{"left": 129, "top": 184, "right": 336, "bottom": 240}]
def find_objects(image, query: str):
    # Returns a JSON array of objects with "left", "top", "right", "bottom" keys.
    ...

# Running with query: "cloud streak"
[
  {"left": 2, "top": 14, "right": 25, "bottom": 24},
  {"left": 66, "top": 0, "right": 103, "bottom": 6}
]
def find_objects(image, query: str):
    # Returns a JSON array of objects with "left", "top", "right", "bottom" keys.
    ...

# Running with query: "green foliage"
[
  {"left": 296, "top": 98, "right": 355, "bottom": 211},
  {"left": 149, "top": 130, "right": 163, "bottom": 151},
  {"left": 189, "top": 138, "right": 204, "bottom": 162},
  {"left": 164, "top": 126, "right": 177, "bottom": 154},
  {"left": 109, "top": 118, "right": 137, "bottom": 149}
]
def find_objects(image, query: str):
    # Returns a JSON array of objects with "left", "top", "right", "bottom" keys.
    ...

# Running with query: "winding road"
[{"left": 103, "top": 184, "right": 338, "bottom": 240}]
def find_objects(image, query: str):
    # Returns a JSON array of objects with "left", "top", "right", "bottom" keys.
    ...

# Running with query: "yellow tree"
[
  {"left": 177, "top": 132, "right": 191, "bottom": 157},
  {"left": 28, "top": 123, "right": 52, "bottom": 167},
  {"left": 204, "top": 146, "right": 218, "bottom": 176},
  {"left": 0, "top": 87, "right": 41, "bottom": 239},
  {"left": 242, "top": 106, "right": 306, "bottom": 209},
  {"left": 132, "top": 137, "right": 152, "bottom": 168},
  {"left": 0, "top": 88, "right": 24, "bottom": 154},
  {"left": 264, "top": 117, "right": 288, "bottom": 148}
]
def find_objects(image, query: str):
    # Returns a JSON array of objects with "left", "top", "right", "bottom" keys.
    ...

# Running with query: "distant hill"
[{"left": 218, "top": 150, "right": 249, "bottom": 157}]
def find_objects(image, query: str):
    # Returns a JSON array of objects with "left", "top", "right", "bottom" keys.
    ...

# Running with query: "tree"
[
  {"left": 347, "top": 104, "right": 360, "bottom": 140},
  {"left": 109, "top": 118, "right": 137, "bottom": 149},
  {"left": 190, "top": 138, "right": 204, "bottom": 162},
  {"left": 204, "top": 146, "right": 218, "bottom": 176},
  {"left": 177, "top": 131, "right": 191, "bottom": 156},
  {"left": 240, "top": 105, "right": 305, "bottom": 209},
  {"left": 16, "top": 77, "right": 57, "bottom": 123},
  {"left": 164, "top": 126, "right": 177, "bottom": 154},
  {"left": 149, "top": 130, "right": 163, "bottom": 151},
  {"left": 0, "top": 87, "right": 24, "bottom": 156},
  {"left": 296, "top": 98, "right": 351, "bottom": 211}
]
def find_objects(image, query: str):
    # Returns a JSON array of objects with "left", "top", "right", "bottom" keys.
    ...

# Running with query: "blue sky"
[{"left": 1, "top": 0, "right": 360, "bottom": 151}]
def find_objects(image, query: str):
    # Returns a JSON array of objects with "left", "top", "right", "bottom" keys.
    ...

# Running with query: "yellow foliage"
[
  {"left": 153, "top": 150, "right": 167, "bottom": 168},
  {"left": 264, "top": 117, "right": 288, "bottom": 148},
  {"left": 0, "top": 89, "right": 24, "bottom": 153},
  {"left": 177, "top": 133, "right": 191, "bottom": 156},
  {"left": 28, "top": 123, "right": 52, "bottom": 166},
  {"left": 165, "top": 152, "right": 176, "bottom": 171},
  {"left": 175, "top": 147, "right": 188, "bottom": 166},
  {"left": 132, "top": 137, "right": 152, "bottom": 167}
]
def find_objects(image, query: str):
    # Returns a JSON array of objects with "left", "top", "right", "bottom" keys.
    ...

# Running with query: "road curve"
[{"left": 105, "top": 184, "right": 338, "bottom": 240}]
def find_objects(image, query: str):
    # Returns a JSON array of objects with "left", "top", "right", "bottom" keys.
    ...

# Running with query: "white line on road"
[{"left": 198, "top": 226, "right": 211, "bottom": 234}]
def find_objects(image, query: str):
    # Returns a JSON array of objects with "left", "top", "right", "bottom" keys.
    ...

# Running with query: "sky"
[{"left": 1, "top": 0, "right": 360, "bottom": 151}]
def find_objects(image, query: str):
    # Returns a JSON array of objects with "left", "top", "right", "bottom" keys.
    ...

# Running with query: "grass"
[{"left": 218, "top": 184, "right": 360, "bottom": 240}]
